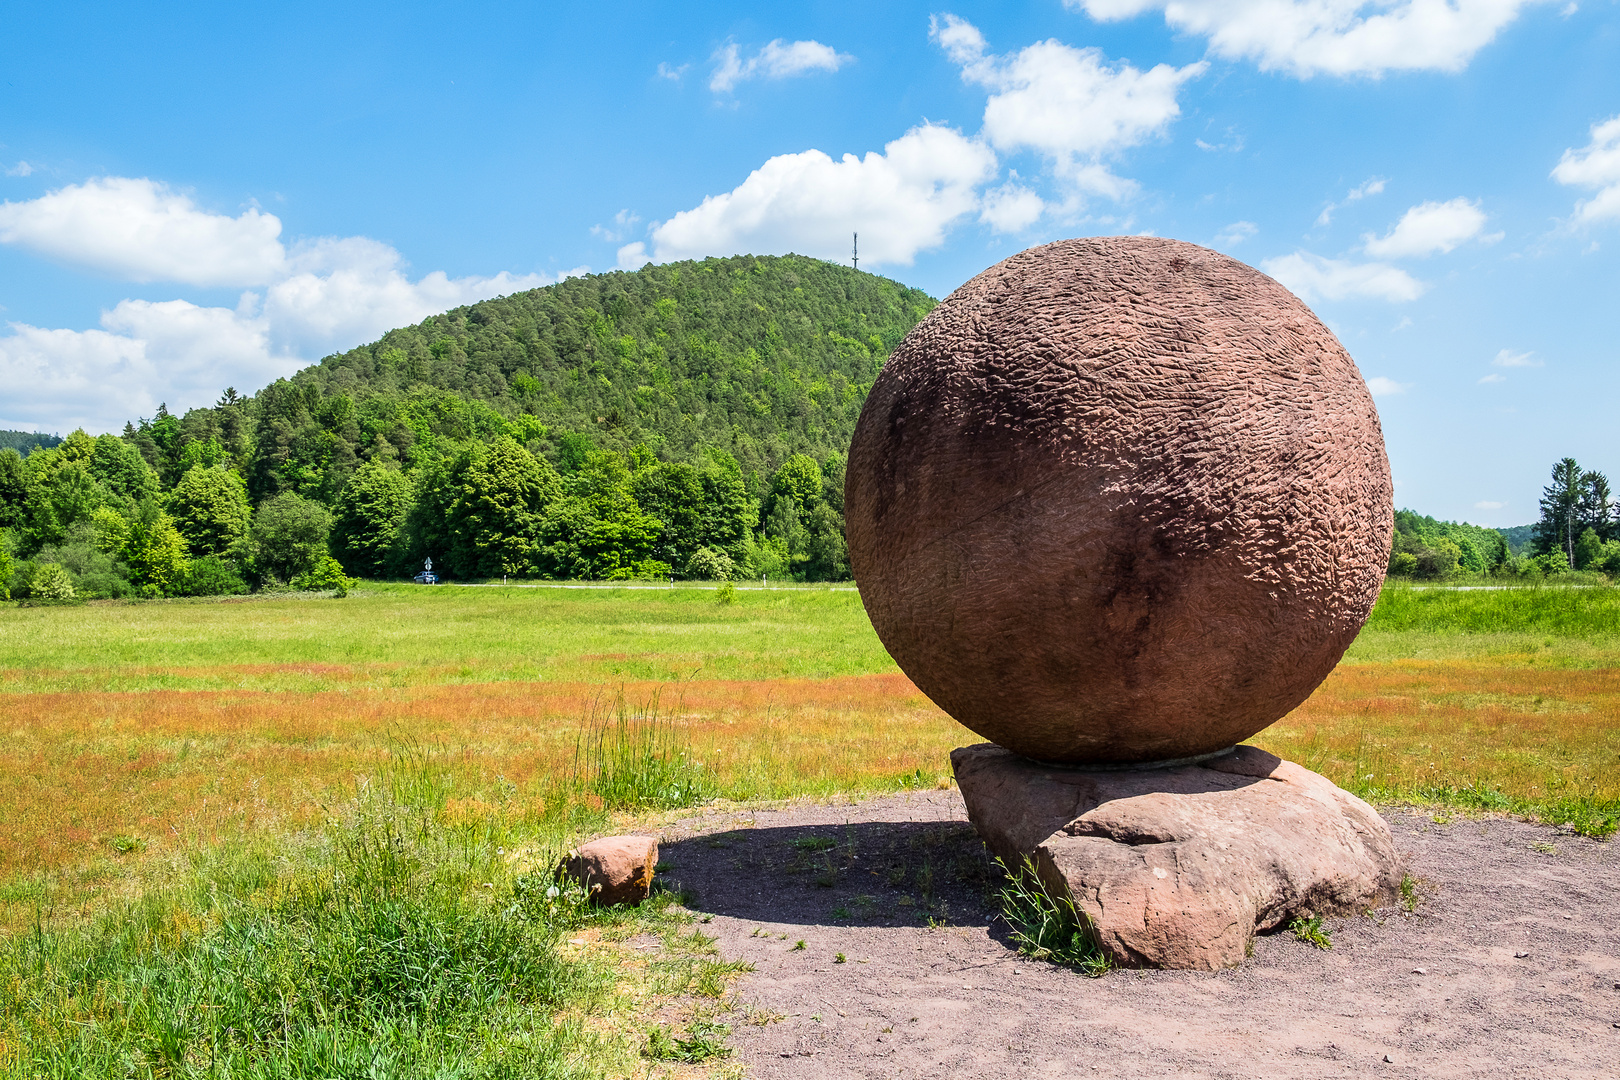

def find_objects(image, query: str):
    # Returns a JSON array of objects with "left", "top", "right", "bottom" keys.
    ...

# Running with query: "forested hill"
[
  {"left": 0, "top": 431, "right": 62, "bottom": 456},
  {"left": 0, "top": 255, "right": 937, "bottom": 600},
  {"left": 195, "top": 253, "right": 936, "bottom": 502}
]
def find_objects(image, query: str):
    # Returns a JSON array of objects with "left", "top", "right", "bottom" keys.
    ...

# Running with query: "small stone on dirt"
[
  {"left": 1384, "top": 1054, "right": 1394, "bottom": 1063},
  {"left": 1515, "top": 951, "right": 1530, "bottom": 959},
  {"left": 1413, "top": 968, "right": 1427, "bottom": 975}
]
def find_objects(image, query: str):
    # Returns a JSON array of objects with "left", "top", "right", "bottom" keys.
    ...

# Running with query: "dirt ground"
[{"left": 656, "top": 791, "right": 1620, "bottom": 1079}]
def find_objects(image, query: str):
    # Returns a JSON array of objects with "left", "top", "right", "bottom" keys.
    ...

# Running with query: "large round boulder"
[{"left": 846, "top": 237, "right": 1392, "bottom": 764}]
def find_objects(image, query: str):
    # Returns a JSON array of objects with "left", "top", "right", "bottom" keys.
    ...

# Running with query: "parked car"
[{"left": 413, "top": 571, "right": 440, "bottom": 585}]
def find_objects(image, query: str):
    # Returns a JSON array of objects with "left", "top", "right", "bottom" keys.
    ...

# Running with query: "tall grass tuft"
[
  {"left": 574, "top": 689, "right": 714, "bottom": 811},
  {"left": 996, "top": 856, "right": 1110, "bottom": 977}
]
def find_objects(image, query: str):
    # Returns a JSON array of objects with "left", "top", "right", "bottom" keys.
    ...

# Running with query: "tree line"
[
  {"left": 1388, "top": 456, "right": 1619, "bottom": 580},
  {"left": 0, "top": 254, "right": 927, "bottom": 600}
]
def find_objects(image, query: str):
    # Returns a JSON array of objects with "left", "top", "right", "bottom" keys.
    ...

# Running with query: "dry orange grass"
[
  {"left": 11, "top": 654, "right": 1620, "bottom": 881},
  {"left": 1259, "top": 658, "right": 1620, "bottom": 808},
  {"left": 2, "top": 671, "right": 969, "bottom": 878}
]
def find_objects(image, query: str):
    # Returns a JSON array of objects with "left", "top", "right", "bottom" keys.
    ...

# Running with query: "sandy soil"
[{"left": 656, "top": 791, "right": 1620, "bottom": 1079}]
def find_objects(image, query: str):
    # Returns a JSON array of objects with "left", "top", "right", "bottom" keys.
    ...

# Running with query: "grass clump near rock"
[{"left": 996, "top": 858, "right": 1110, "bottom": 977}]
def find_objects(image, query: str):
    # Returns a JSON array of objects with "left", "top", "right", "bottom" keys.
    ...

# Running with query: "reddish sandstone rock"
[
  {"left": 953, "top": 743, "right": 1403, "bottom": 970},
  {"left": 563, "top": 835, "right": 658, "bottom": 906},
  {"left": 846, "top": 237, "right": 1392, "bottom": 764}
]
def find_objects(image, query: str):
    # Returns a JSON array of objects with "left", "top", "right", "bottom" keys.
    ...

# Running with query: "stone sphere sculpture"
[{"left": 845, "top": 237, "right": 1392, "bottom": 765}]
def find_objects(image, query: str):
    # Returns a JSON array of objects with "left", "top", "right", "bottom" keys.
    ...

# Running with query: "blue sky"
[{"left": 2, "top": 0, "right": 1617, "bottom": 526}]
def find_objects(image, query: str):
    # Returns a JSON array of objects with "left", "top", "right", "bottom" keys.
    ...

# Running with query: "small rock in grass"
[{"left": 561, "top": 835, "right": 658, "bottom": 906}]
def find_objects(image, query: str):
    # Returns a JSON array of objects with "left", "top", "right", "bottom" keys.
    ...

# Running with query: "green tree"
[
  {"left": 0, "top": 449, "right": 24, "bottom": 531},
  {"left": 122, "top": 501, "right": 190, "bottom": 595},
  {"left": 167, "top": 466, "right": 252, "bottom": 558},
  {"left": 1534, "top": 458, "right": 1585, "bottom": 565},
  {"left": 770, "top": 454, "right": 824, "bottom": 514},
  {"left": 538, "top": 450, "right": 666, "bottom": 580},
  {"left": 1579, "top": 471, "right": 1613, "bottom": 542},
  {"left": 1574, "top": 527, "right": 1604, "bottom": 571},
  {"left": 331, "top": 461, "right": 414, "bottom": 578},
  {"left": 248, "top": 492, "right": 333, "bottom": 584}
]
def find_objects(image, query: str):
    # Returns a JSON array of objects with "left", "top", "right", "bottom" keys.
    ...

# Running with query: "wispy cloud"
[
  {"left": 1365, "top": 376, "right": 1411, "bottom": 397},
  {"left": 4, "top": 161, "right": 33, "bottom": 178},
  {"left": 1492, "top": 348, "right": 1541, "bottom": 368},
  {"left": 1316, "top": 176, "right": 1385, "bottom": 226},
  {"left": 709, "top": 39, "right": 852, "bottom": 93}
]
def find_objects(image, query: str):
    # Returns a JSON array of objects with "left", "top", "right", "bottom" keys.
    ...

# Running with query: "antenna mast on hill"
[{"left": 852, "top": 232, "right": 858, "bottom": 271}]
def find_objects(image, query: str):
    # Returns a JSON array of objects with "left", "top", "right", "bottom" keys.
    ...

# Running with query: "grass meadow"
[{"left": 0, "top": 579, "right": 1617, "bottom": 1075}]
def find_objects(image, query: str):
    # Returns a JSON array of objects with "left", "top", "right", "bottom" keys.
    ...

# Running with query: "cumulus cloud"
[
  {"left": 979, "top": 182, "right": 1046, "bottom": 232},
  {"left": 1552, "top": 115, "right": 1620, "bottom": 226},
  {"left": 709, "top": 39, "right": 852, "bottom": 93},
  {"left": 1316, "top": 176, "right": 1386, "bottom": 225},
  {"left": 1363, "top": 197, "right": 1492, "bottom": 257},
  {"left": 1262, "top": 251, "right": 1426, "bottom": 302},
  {"left": 1364, "top": 376, "right": 1411, "bottom": 397},
  {"left": 0, "top": 175, "right": 569, "bottom": 433},
  {"left": 933, "top": 14, "right": 1204, "bottom": 199},
  {"left": 0, "top": 177, "right": 286, "bottom": 286},
  {"left": 648, "top": 123, "right": 996, "bottom": 267},
  {"left": 617, "top": 242, "right": 652, "bottom": 271},
  {"left": 1066, "top": 0, "right": 1539, "bottom": 78}
]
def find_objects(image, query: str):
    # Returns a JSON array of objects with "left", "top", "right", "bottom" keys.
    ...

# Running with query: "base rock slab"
[{"left": 952, "top": 743, "right": 1403, "bottom": 970}]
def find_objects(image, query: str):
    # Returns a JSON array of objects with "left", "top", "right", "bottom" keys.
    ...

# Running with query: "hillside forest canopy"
[
  {"left": 0, "top": 254, "right": 1614, "bottom": 602},
  {"left": 0, "top": 255, "right": 935, "bottom": 600}
]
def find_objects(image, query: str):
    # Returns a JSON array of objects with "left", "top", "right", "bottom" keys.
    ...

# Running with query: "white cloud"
[
  {"left": 1474, "top": 500, "right": 1505, "bottom": 509},
  {"left": 1067, "top": 0, "right": 1541, "bottom": 78},
  {"left": 1365, "top": 376, "right": 1411, "bottom": 397},
  {"left": 709, "top": 39, "right": 852, "bottom": 93},
  {"left": 0, "top": 175, "right": 569, "bottom": 433},
  {"left": 1214, "top": 220, "right": 1258, "bottom": 246},
  {"left": 0, "top": 177, "right": 286, "bottom": 286},
  {"left": 979, "top": 182, "right": 1046, "bottom": 232},
  {"left": 1316, "top": 176, "right": 1386, "bottom": 225},
  {"left": 1477, "top": 372, "right": 1506, "bottom": 384},
  {"left": 1262, "top": 251, "right": 1426, "bottom": 302},
  {"left": 1363, "top": 197, "right": 1491, "bottom": 257},
  {"left": 4, "top": 161, "right": 33, "bottom": 177},
  {"left": 933, "top": 15, "right": 1204, "bottom": 199},
  {"left": 1492, "top": 348, "right": 1541, "bottom": 367},
  {"left": 656, "top": 62, "right": 689, "bottom": 82},
  {"left": 647, "top": 123, "right": 996, "bottom": 267},
  {"left": 1552, "top": 115, "right": 1620, "bottom": 226},
  {"left": 617, "top": 242, "right": 652, "bottom": 270}
]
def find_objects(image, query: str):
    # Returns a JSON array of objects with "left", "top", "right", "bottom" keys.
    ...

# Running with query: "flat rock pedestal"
[{"left": 953, "top": 743, "right": 1404, "bottom": 970}]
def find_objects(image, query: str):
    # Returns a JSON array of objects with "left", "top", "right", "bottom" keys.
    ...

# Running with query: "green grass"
[
  {"left": 996, "top": 858, "right": 1110, "bottom": 976},
  {"left": 0, "top": 582, "right": 887, "bottom": 694},
  {"left": 1363, "top": 581, "right": 1620, "bottom": 636},
  {"left": 0, "top": 756, "right": 734, "bottom": 1078}
]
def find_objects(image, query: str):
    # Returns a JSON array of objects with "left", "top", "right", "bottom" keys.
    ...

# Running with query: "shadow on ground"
[{"left": 656, "top": 820, "right": 1010, "bottom": 933}]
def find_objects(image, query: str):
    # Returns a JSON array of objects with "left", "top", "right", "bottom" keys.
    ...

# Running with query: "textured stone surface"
[
  {"left": 952, "top": 743, "right": 1404, "bottom": 970},
  {"left": 846, "top": 237, "right": 1392, "bottom": 763},
  {"left": 563, "top": 835, "right": 658, "bottom": 906}
]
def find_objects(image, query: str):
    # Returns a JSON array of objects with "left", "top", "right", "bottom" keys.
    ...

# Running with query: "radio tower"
[{"left": 852, "top": 232, "right": 858, "bottom": 271}]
